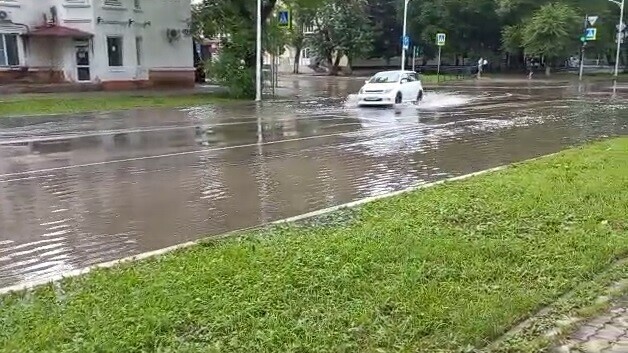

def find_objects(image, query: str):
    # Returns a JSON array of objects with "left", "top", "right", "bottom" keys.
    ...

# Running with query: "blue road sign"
[
  {"left": 278, "top": 10, "right": 290, "bottom": 27},
  {"left": 585, "top": 27, "right": 597, "bottom": 41},
  {"left": 402, "top": 36, "right": 410, "bottom": 49}
]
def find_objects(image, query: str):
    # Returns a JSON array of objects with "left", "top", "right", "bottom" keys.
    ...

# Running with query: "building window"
[
  {"left": 133, "top": 0, "right": 140, "bottom": 9},
  {"left": 0, "top": 34, "right": 19, "bottom": 67},
  {"left": 107, "top": 36, "right": 123, "bottom": 67},
  {"left": 301, "top": 48, "right": 310, "bottom": 59},
  {"left": 103, "top": 0, "right": 122, "bottom": 7},
  {"left": 135, "top": 36, "right": 142, "bottom": 66}
]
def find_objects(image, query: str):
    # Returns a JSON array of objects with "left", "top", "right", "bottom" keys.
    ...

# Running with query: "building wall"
[
  {"left": 0, "top": 0, "right": 36, "bottom": 69},
  {"left": 265, "top": 45, "right": 348, "bottom": 74},
  {"left": 0, "top": 0, "right": 193, "bottom": 87}
]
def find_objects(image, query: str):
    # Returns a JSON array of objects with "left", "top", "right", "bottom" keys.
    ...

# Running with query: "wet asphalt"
[{"left": 0, "top": 77, "right": 626, "bottom": 288}]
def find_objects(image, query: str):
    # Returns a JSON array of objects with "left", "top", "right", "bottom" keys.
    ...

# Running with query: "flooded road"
[{"left": 0, "top": 78, "right": 626, "bottom": 288}]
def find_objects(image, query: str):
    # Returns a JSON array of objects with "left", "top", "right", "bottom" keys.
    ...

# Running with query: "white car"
[{"left": 357, "top": 70, "right": 424, "bottom": 107}]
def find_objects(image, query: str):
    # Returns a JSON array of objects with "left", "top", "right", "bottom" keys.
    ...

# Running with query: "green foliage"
[
  {"left": 193, "top": 0, "right": 279, "bottom": 97},
  {"left": 501, "top": 24, "right": 523, "bottom": 54},
  {"left": 407, "top": 0, "right": 502, "bottom": 62},
  {"left": 193, "top": 0, "right": 626, "bottom": 81},
  {"left": 2, "top": 138, "right": 628, "bottom": 352},
  {"left": 367, "top": 0, "right": 401, "bottom": 60},
  {"left": 206, "top": 44, "right": 255, "bottom": 98},
  {"left": 264, "top": 17, "right": 289, "bottom": 56},
  {"left": 307, "top": 0, "right": 373, "bottom": 73},
  {"left": 522, "top": 3, "right": 580, "bottom": 61}
]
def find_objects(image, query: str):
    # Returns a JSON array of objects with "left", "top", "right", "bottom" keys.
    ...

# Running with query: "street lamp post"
[
  {"left": 255, "top": 0, "right": 263, "bottom": 101},
  {"left": 401, "top": 0, "right": 410, "bottom": 71},
  {"left": 609, "top": 0, "right": 625, "bottom": 78}
]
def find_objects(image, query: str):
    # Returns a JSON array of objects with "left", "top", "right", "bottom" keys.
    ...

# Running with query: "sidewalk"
[{"left": 554, "top": 297, "right": 628, "bottom": 353}]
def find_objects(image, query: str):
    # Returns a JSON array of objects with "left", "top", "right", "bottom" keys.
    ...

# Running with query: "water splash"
[
  {"left": 345, "top": 91, "right": 475, "bottom": 110},
  {"left": 344, "top": 94, "right": 360, "bottom": 108},
  {"left": 418, "top": 92, "right": 475, "bottom": 110}
]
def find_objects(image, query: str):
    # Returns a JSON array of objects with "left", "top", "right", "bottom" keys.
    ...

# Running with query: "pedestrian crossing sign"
[
  {"left": 585, "top": 27, "right": 597, "bottom": 41},
  {"left": 278, "top": 10, "right": 290, "bottom": 27},
  {"left": 436, "top": 33, "right": 446, "bottom": 46}
]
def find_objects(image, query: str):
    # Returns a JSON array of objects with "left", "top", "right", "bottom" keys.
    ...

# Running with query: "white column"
[
  {"left": 614, "top": 0, "right": 625, "bottom": 77},
  {"left": 255, "top": 0, "right": 263, "bottom": 101},
  {"left": 401, "top": 0, "right": 409, "bottom": 71}
]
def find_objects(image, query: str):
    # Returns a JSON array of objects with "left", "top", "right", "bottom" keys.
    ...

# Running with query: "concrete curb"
[{"left": 0, "top": 164, "right": 508, "bottom": 296}]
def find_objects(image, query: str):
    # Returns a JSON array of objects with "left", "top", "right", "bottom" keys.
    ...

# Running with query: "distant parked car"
[{"left": 357, "top": 70, "right": 424, "bottom": 107}]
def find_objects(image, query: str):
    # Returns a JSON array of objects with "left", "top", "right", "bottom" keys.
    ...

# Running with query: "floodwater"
[{"left": 0, "top": 78, "right": 626, "bottom": 288}]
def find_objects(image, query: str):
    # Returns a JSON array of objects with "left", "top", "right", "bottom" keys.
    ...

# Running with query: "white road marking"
[{"left": 0, "top": 125, "right": 402, "bottom": 181}]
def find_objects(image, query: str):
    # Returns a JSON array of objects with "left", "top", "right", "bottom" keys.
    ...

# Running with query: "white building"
[{"left": 0, "top": 0, "right": 194, "bottom": 89}]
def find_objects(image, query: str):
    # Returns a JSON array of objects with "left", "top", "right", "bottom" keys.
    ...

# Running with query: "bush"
[{"left": 205, "top": 46, "right": 255, "bottom": 99}]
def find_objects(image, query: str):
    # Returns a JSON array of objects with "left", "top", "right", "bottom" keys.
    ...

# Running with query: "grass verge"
[
  {"left": 1, "top": 138, "right": 627, "bottom": 353},
  {"left": 0, "top": 93, "right": 235, "bottom": 117},
  {"left": 483, "top": 260, "right": 628, "bottom": 352},
  {"left": 420, "top": 74, "right": 467, "bottom": 84}
]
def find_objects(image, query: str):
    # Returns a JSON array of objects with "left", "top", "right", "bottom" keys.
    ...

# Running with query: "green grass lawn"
[
  {"left": 0, "top": 93, "right": 234, "bottom": 117},
  {"left": 420, "top": 74, "right": 465, "bottom": 84},
  {"left": 1, "top": 138, "right": 627, "bottom": 353}
]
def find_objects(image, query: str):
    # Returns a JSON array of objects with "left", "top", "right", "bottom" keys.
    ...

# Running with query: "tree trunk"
[
  {"left": 328, "top": 51, "right": 342, "bottom": 76},
  {"left": 323, "top": 51, "right": 334, "bottom": 74},
  {"left": 293, "top": 46, "right": 302, "bottom": 74},
  {"left": 345, "top": 55, "right": 353, "bottom": 75}
]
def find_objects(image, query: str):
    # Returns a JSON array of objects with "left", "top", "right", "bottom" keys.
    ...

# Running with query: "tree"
[
  {"left": 501, "top": 24, "right": 524, "bottom": 68},
  {"left": 367, "top": 0, "right": 401, "bottom": 63},
  {"left": 286, "top": 6, "right": 317, "bottom": 74},
  {"left": 194, "top": 0, "right": 279, "bottom": 97},
  {"left": 522, "top": 2, "right": 580, "bottom": 75},
  {"left": 307, "top": 0, "right": 374, "bottom": 75},
  {"left": 407, "top": 0, "right": 502, "bottom": 66}
]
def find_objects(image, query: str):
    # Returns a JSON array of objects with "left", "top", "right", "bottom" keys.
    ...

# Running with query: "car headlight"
[
  {"left": 359, "top": 88, "right": 365, "bottom": 94},
  {"left": 383, "top": 88, "right": 394, "bottom": 94}
]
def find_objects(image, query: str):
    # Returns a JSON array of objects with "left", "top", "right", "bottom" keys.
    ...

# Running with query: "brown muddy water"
[{"left": 0, "top": 78, "right": 626, "bottom": 288}]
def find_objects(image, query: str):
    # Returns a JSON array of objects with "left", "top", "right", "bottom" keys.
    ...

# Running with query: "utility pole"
[
  {"left": 579, "top": 14, "right": 587, "bottom": 81},
  {"left": 255, "top": 0, "right": 262, "bottom": 101},
  {"left": 437, "top": 46, "right": 442, "bottom": 83},
  {"left": 401, "top": 0, "right": 410, "bottom": 71},
  {"left": 609, "top": 0, "right": 626, "bottom": 78},
  {"left": 412, "top": 46, "right": 416, "bottom": 71}
]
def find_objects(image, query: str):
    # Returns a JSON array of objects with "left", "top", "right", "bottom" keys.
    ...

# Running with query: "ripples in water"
[{"left": 0, "top": 86, "right": 626, "bottom": 289}]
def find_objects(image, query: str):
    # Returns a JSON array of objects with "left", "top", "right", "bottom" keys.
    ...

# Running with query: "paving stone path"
[{"left": 554, "top": 297, "right": 628, "bottom": 353}]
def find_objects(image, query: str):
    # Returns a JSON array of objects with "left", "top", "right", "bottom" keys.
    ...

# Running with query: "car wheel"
[
  {"left": 415, "top": 90, "right": 423, "bottom": 104},
  {"left": 395, "top": 92, "right": 402, "bottom": 104}
]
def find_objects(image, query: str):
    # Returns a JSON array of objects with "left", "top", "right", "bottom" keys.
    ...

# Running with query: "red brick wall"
[
  {"left": 0, "top": 69, "right": 65, "bottom": 84},
  {"left": 101, "top": 80, "right": 151, "bottom": 91},
  {"left": 148, "top": 69, "right": 195, "bottom": 88}
]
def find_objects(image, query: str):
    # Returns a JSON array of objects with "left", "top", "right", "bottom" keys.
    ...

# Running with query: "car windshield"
[{"left": 369, "top": 72, "right": 400, "bottom": 83}]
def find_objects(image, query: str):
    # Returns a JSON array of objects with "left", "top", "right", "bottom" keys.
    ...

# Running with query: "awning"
[{"left": 26, "top": 25, "right": 93, "bottom": 38}]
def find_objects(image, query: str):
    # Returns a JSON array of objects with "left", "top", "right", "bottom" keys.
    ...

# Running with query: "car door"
[
  {"left": 415, "top": 72, "right": 423, "bottom": 93},
  {"left": 399, "top": 73, "right": 413, "bottom": 102},
  {"left": 407, "top": 73, "right": 421, "bottom": 99}
]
